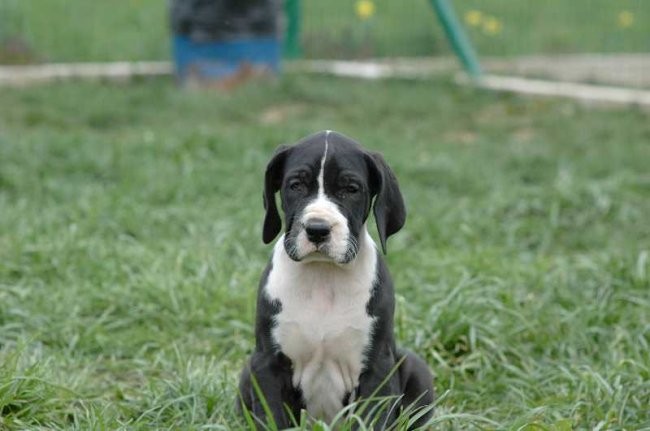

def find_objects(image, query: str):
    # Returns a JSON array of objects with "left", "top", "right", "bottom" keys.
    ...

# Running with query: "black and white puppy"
[{"left": 238, "top": 131, "right": 434, "bottom": 429}]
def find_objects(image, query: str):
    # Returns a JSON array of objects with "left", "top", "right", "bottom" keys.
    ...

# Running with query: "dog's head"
[{"left": 262, "top": 131, "right": 406, "bottom": 264}]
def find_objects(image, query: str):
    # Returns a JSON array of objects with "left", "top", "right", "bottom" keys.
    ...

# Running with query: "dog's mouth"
[
  {"left": 302, "top": 249, "right": 335, "bottom": 263},
  {"left": 284, "top": 235, "right": 332, "bottom": 262},
  {"left": 284, "top": 232, "right": 356, "bottom": 264}
]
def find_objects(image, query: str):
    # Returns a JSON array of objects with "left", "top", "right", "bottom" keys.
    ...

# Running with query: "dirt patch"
[{"left": 259, "top": 104, "right": 307, "bottom": 125}]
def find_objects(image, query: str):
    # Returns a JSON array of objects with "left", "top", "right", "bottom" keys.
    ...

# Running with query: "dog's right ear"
[
  {"left": 262, "top": 145, "right": 291, "bottom": 244},
  {"left": 365, "top": 151, "right": 406, "bottom": 254}
]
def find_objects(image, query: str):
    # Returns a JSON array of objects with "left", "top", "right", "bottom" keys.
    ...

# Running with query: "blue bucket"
[{"left": 172, "top": 35, "right": 280, "bottom": 83}]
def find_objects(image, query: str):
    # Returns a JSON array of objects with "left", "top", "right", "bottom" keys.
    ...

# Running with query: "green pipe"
[
  {"left": 284, "top": 0, "right": 301, "bottom": 58},
  {"left": 429, "top": 0, "right": 483, "bottom": 79}
]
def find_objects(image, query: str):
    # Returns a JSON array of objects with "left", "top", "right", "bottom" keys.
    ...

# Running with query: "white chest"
[{"left": 264, "top": 234, "right": 377, "bottom": 422}]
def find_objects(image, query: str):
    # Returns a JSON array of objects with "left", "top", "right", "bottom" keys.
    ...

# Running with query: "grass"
[
  {"left": 303, "top": 0, "right": 650, "bottom": 58},
  {"left": 1, "top": 0, "right": 648, "bottom": 62},
  {"left": 454, "top": 0, "right": 650, "bottom": 57},
  {"left": 0, "top": 0, "right": 168, "bottom": 63},
  {"left": 0, "top": 74, "right": 649, "bottom": 429}
]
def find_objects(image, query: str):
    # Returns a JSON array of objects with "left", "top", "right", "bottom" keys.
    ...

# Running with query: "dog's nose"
[{"left": 305, "top": 218, "right": 331, "bottom": 244}]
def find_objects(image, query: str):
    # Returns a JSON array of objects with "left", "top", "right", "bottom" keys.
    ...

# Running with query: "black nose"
[{"left": 305, "top": 219, "right": 331, "bottom": 244}]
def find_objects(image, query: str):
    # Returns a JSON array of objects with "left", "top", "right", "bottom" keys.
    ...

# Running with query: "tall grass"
[{"left": 0, "top": 75, "right": 648, "bottom": 429}]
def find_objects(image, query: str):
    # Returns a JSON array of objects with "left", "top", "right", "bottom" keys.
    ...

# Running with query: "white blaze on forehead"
[{"left": 317, "top": 132, "right": 330, "bottom": 198}]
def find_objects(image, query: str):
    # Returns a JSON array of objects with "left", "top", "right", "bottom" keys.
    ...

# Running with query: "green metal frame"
[
  {"left": 283, "top": 0, "right": 482, "bottom": 79},
  {"left": 429, "top": 0, "right": 483, "bottom": 78},
  {"left": 283, "top": 0, "right": 301, "bottom": 58}
]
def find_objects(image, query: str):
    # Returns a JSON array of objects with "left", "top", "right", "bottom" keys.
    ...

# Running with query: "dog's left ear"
[
  {"left": 365, "top": 151, "right": 406, "bottom": 254},
  {"left": 262, "top": 145, "right": 290, "bottom": 244}
]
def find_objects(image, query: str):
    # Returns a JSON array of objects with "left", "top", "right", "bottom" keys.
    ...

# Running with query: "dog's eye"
[
  {"left": 289, "top": 180, "right": 304, "bottom": 192},
  {"left": 346, "top": 184, "right": 360, "bottom": 194},
  {"left": 337, "top": 183, "right": 360, "bottom": 199}
]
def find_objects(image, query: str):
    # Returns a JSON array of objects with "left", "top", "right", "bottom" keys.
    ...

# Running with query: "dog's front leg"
[
  {"left": 238, "top": 352, "right": 300, "bottom": 429},
  {"left": 355, "top": 353, "right": 402, "bottom": 430}
]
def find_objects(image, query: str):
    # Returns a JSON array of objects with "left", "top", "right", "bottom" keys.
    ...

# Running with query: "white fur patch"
[
  {"left": 317, "top": 133, "right": 329, "bottom": 198},
  {"left": 297, "top": 197, "right": 351, "bottom": 262},
  {"left": 265, "top": 229, "right": 377, "bottom": 422}
]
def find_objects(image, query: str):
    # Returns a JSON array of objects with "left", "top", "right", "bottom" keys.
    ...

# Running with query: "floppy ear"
[
  {"left": 262, "top": 145, "right": 290, "bottom": 244},
  {"left": 365, "top": 152, "right": 406, "bottom": 254}
]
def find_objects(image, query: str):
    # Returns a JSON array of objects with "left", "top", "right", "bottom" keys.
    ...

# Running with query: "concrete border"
[
  {"left": 459, "top": 74, "right": 650, "bottom": 108},
  {"left": 2, "top": 57, "right": 649, "bottom": 108},
  {"left": 0, "top": 61, "right": 172, "bottom": 87}
]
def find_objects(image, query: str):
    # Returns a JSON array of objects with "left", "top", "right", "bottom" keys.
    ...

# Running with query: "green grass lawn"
[
  {"left": 0, "top": 75, "right": 649, "bottom": 429},
  {"left": 303, "top": 0, "right": 650, "bottom": 58},
  {"left": 1, "top": 0, "right": 648, "bottom": 63}
]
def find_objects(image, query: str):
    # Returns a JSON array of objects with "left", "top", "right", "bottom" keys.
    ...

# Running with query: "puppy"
[{"left": 238, "top": 131, "right": 434, "bottom": 429}]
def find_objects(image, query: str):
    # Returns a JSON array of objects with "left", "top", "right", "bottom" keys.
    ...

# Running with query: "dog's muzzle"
[{"left": 285, "top": 197, "right": 353, "bottom": 264}]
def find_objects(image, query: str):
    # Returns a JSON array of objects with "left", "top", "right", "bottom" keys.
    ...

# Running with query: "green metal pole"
[
  {"left": 429, "top": 0, "right": 483, "bottom": 79},
  {"left": 284, "top": 0, "right": 301, "bottom": 58}
]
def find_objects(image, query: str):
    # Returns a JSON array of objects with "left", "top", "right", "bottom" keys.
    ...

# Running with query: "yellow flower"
[
  {"left": 356, "top": 0, "right": 375, "bottom": 20},
  {"left": 618, "top": 10, "right": 634, "bottom": 28},
  {"left": 482, "top": 16, "right": 503, "bottom": 35},
  {"left": 464, "top": 10, "right": 483, "bottom": 27}
]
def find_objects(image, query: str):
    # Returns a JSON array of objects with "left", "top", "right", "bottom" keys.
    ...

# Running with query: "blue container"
[{"left": 172, "top": 35, "right": 280, "bottom": 82}]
